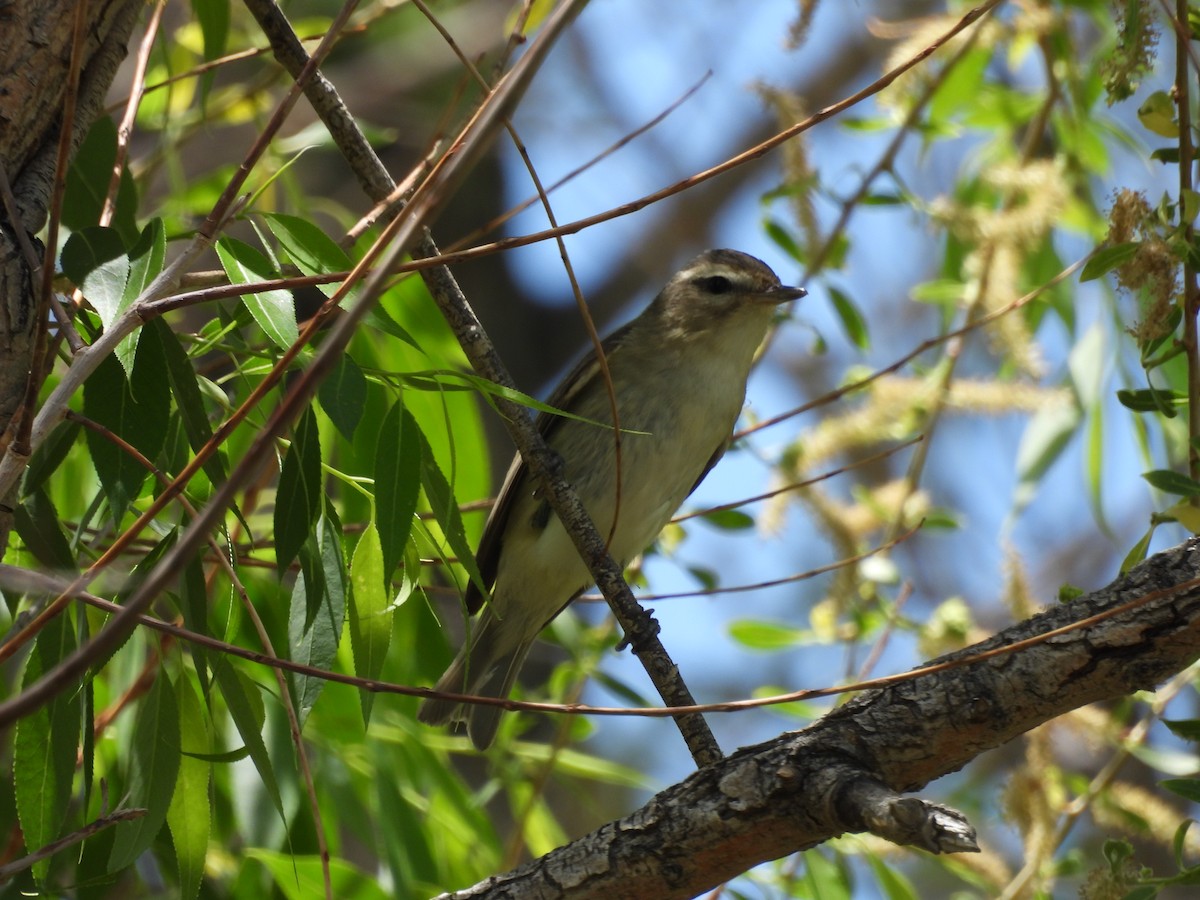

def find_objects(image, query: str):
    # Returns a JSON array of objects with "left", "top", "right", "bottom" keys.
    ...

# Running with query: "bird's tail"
[{"left": 418, "top": 617, "right": 531, "bottom": 750}]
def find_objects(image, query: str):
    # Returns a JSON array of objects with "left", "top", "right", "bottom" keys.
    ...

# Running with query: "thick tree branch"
[{"left": 437, "top": 538, "right": 1200, "bottom": 900}]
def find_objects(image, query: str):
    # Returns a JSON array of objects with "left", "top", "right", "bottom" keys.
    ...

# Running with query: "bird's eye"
[{"left": 695, "top": 275, "right": 733, "bottom": 294}]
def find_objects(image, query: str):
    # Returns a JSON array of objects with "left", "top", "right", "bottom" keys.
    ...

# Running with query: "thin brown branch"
[
  {"left": 448, "top": 72, "right": 713, "bottom": 251},
  {"left": 735, "top": 254, "right": 1089, "bottom": 440},
  {"left": 633, "top": 521, "right": 921, "bottom": 603},
  {"left": 671, "top": 437, "right": 921, "bottom": 524},
  {"left": 101, "top": 0, "right": 164, "bottom": 227},
  {"left": 0, "top": 808, "right": 146, "bottom": 884}
]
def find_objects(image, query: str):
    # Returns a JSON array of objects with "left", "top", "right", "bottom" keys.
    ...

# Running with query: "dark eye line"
[{"left": 694, "top": 274, "right": 734, "bottom": 294}]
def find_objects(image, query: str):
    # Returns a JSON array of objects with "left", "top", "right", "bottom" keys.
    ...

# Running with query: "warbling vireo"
[{"left": 418, "top": 249, "right": 805, "bottom": 749}]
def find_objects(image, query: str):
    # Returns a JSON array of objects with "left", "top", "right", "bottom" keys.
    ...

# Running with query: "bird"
[{"left": 418, "top": 249, "right": 805, "bottom": 749}]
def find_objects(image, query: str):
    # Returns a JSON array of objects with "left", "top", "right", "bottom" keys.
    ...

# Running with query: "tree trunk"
[{"left": 0, "top": 0, "right": 143, "bottom": 555}]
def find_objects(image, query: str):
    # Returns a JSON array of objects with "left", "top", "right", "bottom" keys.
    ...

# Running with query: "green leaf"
[
  {"left": 1102, "top": 836, "right": 1134, "bottom": 868},
  {"left": 155, "top": 316, "right": 227, "bottom": 485},
  {"left": 179, "top": 555, "right": 211, "bottom": 698},
  {"left": 262, "top": 212, "right": 352, "bottom": 294},
  {"left": 865, "top": 851, "right": 919, "bottom": 900},
  {"left": 59, "top": 226, "right": 136, "bottom": 372},
  {"left": 928, "top": 43, "right": 989, "bottom": 126},
  {"left": 374, "top": 401, "right": 422, "bottom": 584},
  {"left": 828, "top": 285, "right": 870, "bottom": 350},
  {"left": 1163, "top": 719, "right": 1200, "bottom": 742},
  {"left": 416, "top": 424, "right": 486, "bottom": 596},
  {"left": 189, "top": 0, "right": 229, "bottom": 60},
  {"left": 109, "top": 672, "right": 181, "bottom": 872},
  {"left": 60, "top": 226, "right": 126, "bottom": 286},
  {"left": 1068, "top": 322, "right": 1107, "bottom": 408},
  {"left": 82, "top": 329, "right": 172, "bottom": 522},
  {"left": 289, "top": 514, "right": 347, "bottom": 725},
  {"left": 1162, "top": 778, "right": 1200, "bottom": 804},
  {"left": 909, "top": 278, "right": 967, "bottom": 305},
  {"left": 115, "top": 219, "right": 167, "bottom": 373},
  {"left": 210, "top": 658, "right": 285, "bottom": 822},
  {"left": 1079, "top": 242, "right": 1139, "bottom": 282},
  {"left": 275, "top": 406, "right": 323, "bottom": 574},
  {"left": 1174, "top": 819, "right": 1197, "bottom": 869},
  {"left": 1138, "top": 90, "right": 1179, "bottom": 137},
  {"left": 14, "top": 488, "right": 75, "bottom": 570},
  {"left": 699, "top": 508, "right": 755, "bottom": 530},
  {"left": 802, "top": 843, "right": 853, "bottom": 895},
  {"left": 1013, "top": 400, "right": 1081, "bottom": 514},
  {"left": 364, "top": 305, "right": 421, "bottom": 350},
  {"left": 13, "top": 615, "right": 79, "bottom": 882},
  {"left": 62, "top": 117, "right": 138, "bottom": 244},
  {"left": 246, "top": 850, "right": 391, "bottom": 900},
  {"left": 1142, "top": 469, "right": 1200, "bottom": 497},
  {"left": 21, "top": 419, "right": 82, "bottom": 497},
  {"left": 1117, "top": 387, "right": 1184, "bottom": 415},
  {"left": 1120, "top": 526, "right": 1155, "bottom": 573},
  {"left": 319, "top": 353, "right": 367, "bottom": 442},
  {"left": 763, "top": 219, "right": 805, "bottom": 264},
  {"left": 167, "top": 675, "right": 211, "bottom": 900},
  {"left": 349, "top": 522, "right": 390, "bottom": 725},
  {"left": 215, "top": 236, "right": 298, "bottom": 349},
  {"left": 409, "top": 369, "right": 619, "bottom": 431},
  {"left": 728, "top": 619, "right": 804, "bottom": 651}
]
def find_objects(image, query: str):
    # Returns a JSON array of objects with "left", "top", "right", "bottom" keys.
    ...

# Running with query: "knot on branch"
[{"left": 834, "top": 776, "right": 979, "bottom": 855}]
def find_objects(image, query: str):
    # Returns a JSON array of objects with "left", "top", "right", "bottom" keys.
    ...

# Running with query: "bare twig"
[{"left": 0, "top": 808, "right": 146, "bottom": 883}]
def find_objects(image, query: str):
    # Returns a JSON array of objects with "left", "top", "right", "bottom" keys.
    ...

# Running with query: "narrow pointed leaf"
[
  {"left": 82, "top": 328, "right": 171, "bottom": 522},
  {"left": 14, "top": 488, "right": 75, "bottom": 570},
  {"left": 262, "top": 212, "right": 352, "bottom": 294},
  {"left": 13, "top": 615, "right": 79, "bottom": 882},
  {"left": 275, "top": 406, "right": 323, "bottom": 574},
  {"left": 210, "top": 658, "right": 285, "bottom": 822},
  {"left": 374, "top": 401, "right": 421, "bottom": 584},
  {"left": 319, "top": 354, "right": 367, "bottom": 442},
  {"left": 216, "top": 236, "right": 298, "bottom": 349},
  {"left": 109, "top": 673, "right": 181, "bottom": 872},
  {"left": 167, "top": 675, "right": 210, "bottom": 900},
  {"left": 417, "top": 424, "right": 485, "bottom": 594},
  {"left": 349, "top": 522, "right": 389, "bottom": 725},
  {"left": 115, "top": 219, "right": 167, "bottom": 372},
  {"left": 289, "top": 515, "right": 347, "bottom": 725},
  {"left": 155, "top": 316, "right": 227, "bottom": 485}
]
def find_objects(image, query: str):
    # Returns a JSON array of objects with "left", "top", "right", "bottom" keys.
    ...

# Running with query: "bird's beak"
[{"left": 763, "top": 285, "right": 807, "bottom": 304}]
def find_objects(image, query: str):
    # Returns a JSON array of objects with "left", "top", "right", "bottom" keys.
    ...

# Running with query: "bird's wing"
[
  {"left": 687, "top": 437, "right": 731, "bottom": 501},
  {"left": 464, "top": 320, "right": 638, "bottom": 614}
]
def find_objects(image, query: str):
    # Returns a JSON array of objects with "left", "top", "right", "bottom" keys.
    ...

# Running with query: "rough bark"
[
  {"left": 0, "top": 0, "right": 143, "bottom": 554},
  {"left": 437, "top": 538, "right": 1200, "bottom": 899}
]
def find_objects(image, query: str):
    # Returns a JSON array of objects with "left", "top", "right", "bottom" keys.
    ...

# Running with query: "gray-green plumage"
[{"left": 418, "top": 249, "right": 805, "bottom": 749}]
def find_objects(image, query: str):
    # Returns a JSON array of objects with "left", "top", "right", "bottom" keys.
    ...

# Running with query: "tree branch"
[{"left": 436, "top": 538, "right": 1200, "bottom": 900}]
